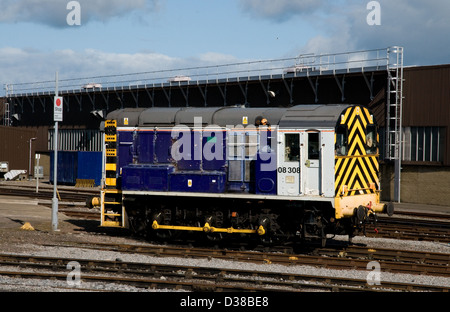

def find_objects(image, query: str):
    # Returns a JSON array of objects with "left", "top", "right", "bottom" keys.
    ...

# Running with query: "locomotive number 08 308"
[{"left": 277, "top": 167, "right": 300, "bottom": 174}]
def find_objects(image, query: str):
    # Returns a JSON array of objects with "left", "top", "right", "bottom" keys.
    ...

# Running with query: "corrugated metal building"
[
  {"left": 380, "top": 64, "right": 450, "bottom": 205},
  {"left": 0, "top": 126, "right": 38, "bottom": 172},
  {"left": 402, "top": 64, "right": 450, "bottom": 165}
]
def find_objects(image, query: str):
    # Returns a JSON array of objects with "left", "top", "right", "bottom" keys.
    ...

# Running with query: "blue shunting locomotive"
[{"left": 100, "top": 104, "right": 393, "bottom": 246}]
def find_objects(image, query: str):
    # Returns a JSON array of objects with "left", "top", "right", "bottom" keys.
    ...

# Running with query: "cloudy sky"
[{"left": 1, "top": 0, "right": 449, "bottom": 94}]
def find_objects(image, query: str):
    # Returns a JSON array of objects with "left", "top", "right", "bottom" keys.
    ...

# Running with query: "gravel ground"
[{"left": 0, "top": 225, "right": 448, "bottom": 292}]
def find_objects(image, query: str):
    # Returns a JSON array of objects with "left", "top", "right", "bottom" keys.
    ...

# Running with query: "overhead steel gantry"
[{"left": 5, "top": 47, "right": 393, "bottom": 111}]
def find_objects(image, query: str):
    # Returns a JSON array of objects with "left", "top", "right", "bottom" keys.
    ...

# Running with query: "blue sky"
[
  {"left": 1, "top": 0, "right": 449, "bottom": 93},
  {"left": 1, "top": 1, "right": 317, "bottom": 60}
]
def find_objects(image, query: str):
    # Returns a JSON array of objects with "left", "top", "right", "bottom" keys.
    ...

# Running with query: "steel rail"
[
  {"left": 0, "top": 253, "right": 448, "bottom": 292},
  {"left": 42, "top": 241, "right": 450, "bottom": 278}
]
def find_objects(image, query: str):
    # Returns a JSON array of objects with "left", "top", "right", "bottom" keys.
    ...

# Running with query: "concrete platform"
[
  {"left": 0, "top": 195, "right": 70, "bottom": 230},
  {"left": 393, "top": 202, "right": 450, "bottom": 216},
  {"left": 0, "top": 178, "right": 101, "bottom": 192}
]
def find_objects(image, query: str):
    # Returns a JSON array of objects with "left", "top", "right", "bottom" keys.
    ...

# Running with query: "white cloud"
[
  {"left": 240, "top": 0, "right": 450, "bottom": 65},
  {"left": 0, "top": 0, "right": 157, "bottom": 27},
  {"left": 1, "top": 0, "right": 449, "bottom": 96},
  {"left": 347, "top": 0, "right": 450, "bottom": 65},
  {"left": 239, "top": 0, "right": 324, "bottom": 21},
  {"left": 0, "top": 48, "right": 241, "bottom": 94}
]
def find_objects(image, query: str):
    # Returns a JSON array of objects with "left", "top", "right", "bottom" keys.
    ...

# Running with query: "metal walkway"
[{"left": 5, "top": 47, "right": 391, "bottom": 99}]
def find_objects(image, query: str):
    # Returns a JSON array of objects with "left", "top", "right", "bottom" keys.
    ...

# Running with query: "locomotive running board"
[
  {"left": 122, "top": 190, "right": 334, "bottom": 205},
  {"left": 152, "top": 221, "right": 266, "bottom": 235}
]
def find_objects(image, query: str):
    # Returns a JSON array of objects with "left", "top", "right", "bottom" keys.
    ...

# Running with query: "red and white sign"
[{"left": 54, "top": 96, "right": 63, "bottom": 122}]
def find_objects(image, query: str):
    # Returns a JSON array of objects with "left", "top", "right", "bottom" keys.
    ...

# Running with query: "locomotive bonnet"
[{"left": 100, "top": 104, "right": 393, "bottom": 246}]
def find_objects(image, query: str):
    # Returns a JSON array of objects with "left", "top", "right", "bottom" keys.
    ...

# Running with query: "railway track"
[
  {"left": 43, "top": 240, "right": 450, "bottom": 279},
  {"left": 0, "top": 252, "right": 448, "bottom": 292},
  {"left": 0, "top": 184, "right": 98, "bottom": 202},
  {"left": 0, "top": 184, "right": 448, "bottom": 292},
  {"left": 0, "top": 253, "right": 364, "bottom": 292},
  {"left": 365, "top": 216, "right": 450, "bottom": 243},
  {"left": 1, "top": 184, "right": 449, "bottom": 243}
]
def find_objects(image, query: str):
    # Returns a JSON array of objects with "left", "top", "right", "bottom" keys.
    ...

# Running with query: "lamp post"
[{"left": 28, "top": 137, "right": 37, "bottom": 180}]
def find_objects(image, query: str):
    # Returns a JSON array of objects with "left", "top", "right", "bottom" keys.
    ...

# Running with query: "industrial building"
[{"left": 1, "top": 47, "right": 449, "bottom": 205}]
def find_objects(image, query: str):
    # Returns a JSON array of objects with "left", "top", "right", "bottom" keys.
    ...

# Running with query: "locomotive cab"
[
  {"left": 277, "top": 130, "right": 335, "bottom": 197},
  {"left": 333, "top": 106, "right": 388, "bottom": 221}
]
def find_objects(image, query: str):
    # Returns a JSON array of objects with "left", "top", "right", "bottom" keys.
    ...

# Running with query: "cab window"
[
  {"left": 308, "top": 133, "right": 319, "bottom": 160},
  {"left": 285, "top": 133, "right": 300, "bottom": 162},
  {"left": 365, "top": 125, "right": 378, "bottom": 154},
  {"left": 335, "top": 125, "right": 348, "bottom": 156}
]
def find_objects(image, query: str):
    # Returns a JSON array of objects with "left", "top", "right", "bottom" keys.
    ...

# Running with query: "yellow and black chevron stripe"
[
  {"left": 101, "top": 119, "right": 125, "bottom": 228},
  {"left": 334, "top": 106, "right": 379, "bottom": 197},
  {"left": 105, "top": 120, "right": 117, "bottom": 188}
]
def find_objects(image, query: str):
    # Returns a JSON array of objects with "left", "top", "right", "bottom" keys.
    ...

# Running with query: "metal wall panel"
[
  {"left": 48, "top": 128, "right": 102, "bottom": 151},
  {"left": 403, "top": 65, "right": 450, "bottom": 165},
  {"left": 403, "top": 65, "right": 450, "bottom": 127},
  {"left": 0, "top": 126, "right": 37, "bottom": 171}
]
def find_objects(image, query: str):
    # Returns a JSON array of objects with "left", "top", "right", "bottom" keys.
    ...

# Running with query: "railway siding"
[{"left": 0, "top": 184, "right": 449, "bottom": 292}]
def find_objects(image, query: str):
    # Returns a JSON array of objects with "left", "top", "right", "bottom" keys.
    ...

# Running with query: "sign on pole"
[
  {"left": 54, "top": 96, "right": 63, "bottom": 122},
  {"left": 52, "top": 72, "right": 60, "bottom": 231}
]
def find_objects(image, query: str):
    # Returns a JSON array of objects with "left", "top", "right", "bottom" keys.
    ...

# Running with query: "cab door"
[
  {"left": 304, "top": 131, "right": 320, "bottom": 196},
  {"left": 277, "top": 131, "right": 302, "bottom": 196}
]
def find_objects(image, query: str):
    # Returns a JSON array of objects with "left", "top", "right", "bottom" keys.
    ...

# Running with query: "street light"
[{"left": 28, "top": 137, "right": 37, "bottom": 180}]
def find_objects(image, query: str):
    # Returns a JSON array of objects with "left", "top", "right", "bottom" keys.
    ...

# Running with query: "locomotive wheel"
[
  {"left": 203, "top": 215, "right": 224, "bottom": 242},
  {"left": 321, "top": 226, "right": 327, "bottom": 248},
  {"left": 149, "top": 211, "right": 177, "bottom": 241},
  {"left": 203, "top": 223, "right": 224, "bottom": 242},
  {"left": 257, "top": 215, "right": 287, "bottom": 245},
  {"left": 153, "top": 229, "right": 174, "bottom": 241},
  {"left": 205, "top": 233, "right": 223, "bottom": 242}
]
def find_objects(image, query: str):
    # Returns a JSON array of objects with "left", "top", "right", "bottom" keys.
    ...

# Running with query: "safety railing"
[{"left": 4, "top": 47, "right": 395, "bottom": 97}]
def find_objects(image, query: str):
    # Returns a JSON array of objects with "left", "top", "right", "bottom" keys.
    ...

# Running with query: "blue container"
[
  {"left": 169, "top": 171, "right": 226, "bottom": 193},
  {"left": 77, "top": 152, "right": 102, "bottom": 186},
  {"left": 50, "top": 151, "right": 76, "bottom": 185},
  {"left": 122, "top": 164, "right": 174, "bottom": 191},
  {"left": 50, "top": 151, "right": 102, "bottom": 186}
]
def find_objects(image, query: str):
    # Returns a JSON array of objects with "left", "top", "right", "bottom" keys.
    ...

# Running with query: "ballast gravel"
[{"left": 0, "top": 229, "right": 448, "bottom": 292}]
